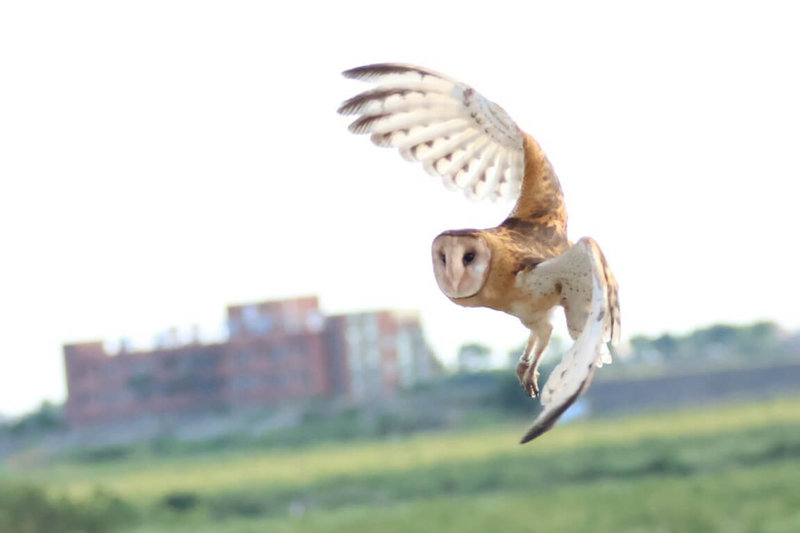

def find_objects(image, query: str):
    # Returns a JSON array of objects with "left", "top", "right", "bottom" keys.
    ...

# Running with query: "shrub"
[
  {"left": 0, "top": 482, "right": 136, "bottom": 533},
  {"left": 68, "top": 445, "right": 132, "bottom": 464},
  {"left": 161, "top": 491, "right": 199, "bottom": 512}
]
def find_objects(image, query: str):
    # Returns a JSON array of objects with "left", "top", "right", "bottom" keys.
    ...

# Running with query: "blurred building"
[
  {"left": 64, "top": 341, "right": 227, "bottom": 427},
  {"left": 325, "top": 310, "right": 441, "bottom": 401},
  {"left": 63, "top": 297, "right": 440, "bottom": 427},
  {"left": 223, "top": 297, "right": 329, "bottom": 409}
]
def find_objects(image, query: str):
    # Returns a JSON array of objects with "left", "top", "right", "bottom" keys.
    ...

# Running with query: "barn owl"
[{"left": 338, "top": 64, "right": 620, "bottom": 443}]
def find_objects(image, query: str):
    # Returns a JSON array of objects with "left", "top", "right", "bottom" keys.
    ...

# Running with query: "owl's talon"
[
  {"left": 527, "top": 367, "right": 541, "bottom": 398},
  {"left": 517, "top": 361, "right": 540, "bottom": 398}
]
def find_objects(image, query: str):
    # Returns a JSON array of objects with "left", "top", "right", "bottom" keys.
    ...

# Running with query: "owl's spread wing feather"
[
  {"left": 339, "top": 63, "right": 525, "bottom": 201},
  {"left": 518, "top": 237, "right": 621, "bottom": 443}
]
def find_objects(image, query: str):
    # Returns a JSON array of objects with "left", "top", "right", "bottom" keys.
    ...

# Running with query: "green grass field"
[{"left": 5, "top": 396, "right": 800, "bottom": 532}]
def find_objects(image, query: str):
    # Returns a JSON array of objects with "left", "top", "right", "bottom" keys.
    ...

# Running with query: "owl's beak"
[{"left": 446, "top": 262, "right": 464, "bottom": 292}]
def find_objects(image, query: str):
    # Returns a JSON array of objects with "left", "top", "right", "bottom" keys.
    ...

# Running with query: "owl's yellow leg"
[{"left": 516, "top": 322, "right": 552, "bottom": 397}]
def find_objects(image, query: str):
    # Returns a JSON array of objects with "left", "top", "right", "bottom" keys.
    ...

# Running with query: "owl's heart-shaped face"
[{"left": 431, "top": 232, "right": 491, "bottom": 300}]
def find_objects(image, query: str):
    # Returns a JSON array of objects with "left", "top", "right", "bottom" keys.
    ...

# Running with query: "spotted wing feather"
[
  {"left": 339, "top": 63, "right": 525, "bottom": 201},
  {"left": 518, "top": 237, "right": 621, "bottom": 443}
]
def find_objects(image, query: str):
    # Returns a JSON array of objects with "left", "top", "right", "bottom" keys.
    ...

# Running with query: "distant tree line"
[
  {"left": 0, "top": 401, "right": 63, "bottom": 436},
  {"left": 454, "top": 321, "right": 800, "bottom": 375},
  {"left": 629, "top": 321, "right": 798, "bottom": 363}
]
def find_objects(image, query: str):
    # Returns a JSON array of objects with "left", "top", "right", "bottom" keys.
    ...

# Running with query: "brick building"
[
  {"left": 223, "top": 297, "right": 329, "bottom": 408},
  {"left": 63, "top": 297, "right": 440, "bottom": 427},
  {"left": 64, "top": 341, "right": 226, "bottom": 427}
]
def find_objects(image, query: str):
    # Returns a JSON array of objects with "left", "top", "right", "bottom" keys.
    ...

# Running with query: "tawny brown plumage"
[{"left": 339, "top": 63, "right": 620, "bottom": 443}]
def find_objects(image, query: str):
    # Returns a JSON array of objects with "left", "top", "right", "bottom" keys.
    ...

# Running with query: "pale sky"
[{"left": 1, "top": 1, "right": 799, "bottom": 417}]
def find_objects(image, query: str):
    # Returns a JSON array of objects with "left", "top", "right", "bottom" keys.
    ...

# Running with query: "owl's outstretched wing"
[
  {"left": 518, "top": 237, "right": 621, "bottom": 444},
  {"left": 338, "top": 63, "right": 525, "bottom": 201}
]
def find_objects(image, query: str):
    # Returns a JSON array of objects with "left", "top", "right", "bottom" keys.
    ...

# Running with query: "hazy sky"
[{"left": 2, "top": 1, "right": 799, "bottom": 416}]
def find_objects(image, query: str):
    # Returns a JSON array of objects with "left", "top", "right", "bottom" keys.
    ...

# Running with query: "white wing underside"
[
  {"left": 519, "top": 238, "right": 620, "bottom": 443},
  {"left": 339, "top": 64, "right": 525, "bottom": 201}
]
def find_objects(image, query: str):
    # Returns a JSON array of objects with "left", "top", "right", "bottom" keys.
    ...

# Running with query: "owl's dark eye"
[
  {"left": 440, "top": 252, "right": 446, "bottom": 265},
  {"left": 463, "top": 251, "right": 476, "bottom": 266}
]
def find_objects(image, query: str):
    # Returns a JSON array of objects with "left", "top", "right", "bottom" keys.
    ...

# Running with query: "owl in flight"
[{"left": 338, "top": 64, "right": 620, "bottom": 443}]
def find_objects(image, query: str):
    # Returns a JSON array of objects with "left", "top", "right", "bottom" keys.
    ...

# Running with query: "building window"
[
  {"left": 236, "top": 349, "right": 252, "bottom": 368},
  {"left": 270, "top": 346, "right": 288, "bottom": 361}
]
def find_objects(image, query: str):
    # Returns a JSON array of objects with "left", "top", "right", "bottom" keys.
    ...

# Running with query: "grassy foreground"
[
  {"left": 132, "top": 461, "right": 800, "bottom": 533},
  {"left": 5, "top": 396, "right": 800, "bottom": 532}
]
